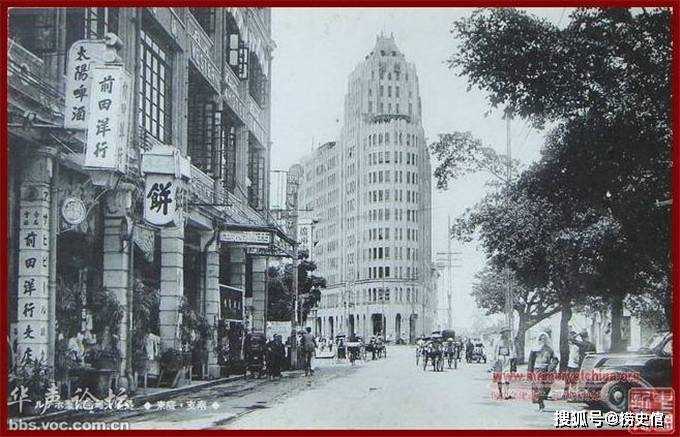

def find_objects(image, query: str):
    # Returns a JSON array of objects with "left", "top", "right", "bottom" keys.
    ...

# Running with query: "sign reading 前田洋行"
[{"left": 83, "top": 65, "right": 132, "bottom": 171}]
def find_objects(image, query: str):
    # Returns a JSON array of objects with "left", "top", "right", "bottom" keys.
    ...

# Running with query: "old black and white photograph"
[{"left": 5, "top": 5, "right": 674, "bottom": 432}]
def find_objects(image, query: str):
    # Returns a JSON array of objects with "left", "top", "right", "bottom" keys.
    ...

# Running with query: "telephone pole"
[
  {"left": 436, "top": 216, "right": 462, "bottom": 329},
  {"left": 505, "top": 107, "right": 515, "bottom": 335}
]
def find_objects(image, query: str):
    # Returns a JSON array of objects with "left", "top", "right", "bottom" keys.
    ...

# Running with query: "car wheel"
[{"left": 600, "top": 381, "right": 629, "bottom": 412}]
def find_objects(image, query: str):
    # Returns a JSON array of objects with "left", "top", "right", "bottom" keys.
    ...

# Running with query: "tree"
[
  {"left": 472, "top": 266, "right": 559, "bottom": 362},
  {"left": 444, "top": 7, "right": 672, "bottom": 351},
  {"left": 454, "top": 166, "right": 622, "bottom": 368},
  {"left": 267, "top": 251, "right": 327, "bottom": 322}
]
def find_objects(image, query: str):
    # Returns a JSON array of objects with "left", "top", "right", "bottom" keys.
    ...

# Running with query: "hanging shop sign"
[
  {"left": 83, "top": 65, "right": 132, "bottom": 171},
  {"left": 144, "top": 174, "right": 183, "bottom": 226},
  {"left": 61, "top": 197, "right": 87, "bottom": 226},
  {"left": 141, "top": 145, "right": 192, "bottom": 227},
  {"left": 64, "top": 40, "right": 108, "bottom": 130},
  {"left": 219, "top": 229, "right": 272, "bottom": 246},
  {"left": 64, "top": 35, "right": 122, "bottom": 130}
]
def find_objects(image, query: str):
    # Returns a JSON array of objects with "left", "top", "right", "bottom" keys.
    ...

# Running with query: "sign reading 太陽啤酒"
[
  {"left": 83, "top": 65, "right": 132, "bottom": 171},
  {"left": 64, "top": 40, "right": 111, "bottom": 130}
]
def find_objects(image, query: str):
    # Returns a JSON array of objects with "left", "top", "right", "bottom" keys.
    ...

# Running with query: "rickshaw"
[
  {"left": 244, "top": 332, "right": 267, "bottom": 378},
  {"left": 423, "top": 334, "right": 445, "bottom": 372},
  {"left": 335, "top": 334, "right": 347, "bottom": 360},
  {"left": 345, "top": 337, "right": 363, "bottom": 365},
  {"left": 416, "top": 336, "right": 430, "bottom": 366},
  {"left": 470, "top": 341, "right": 487, "bottom": 364}
]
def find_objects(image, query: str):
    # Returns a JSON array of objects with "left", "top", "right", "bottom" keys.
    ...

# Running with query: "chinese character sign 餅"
[
  {"left": 144, "top": 174, "right": 179, "bottom": 226},
  {"left": 83, "top": 65, "right": 132, "bottom": 171}
]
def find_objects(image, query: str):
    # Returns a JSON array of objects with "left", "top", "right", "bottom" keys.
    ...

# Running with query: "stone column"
[
  {"left": 16, "top": 147, "right": 55, "bottom": 369},
  {"left": 202, "top": 232, "right": 220, "bottom": 379},
  {"left": 385, "top": 310, "right": 395, "bottom": 340},
  {"left": 159, "top": 224, "right": 184, "bottom": 350},
  {"left": 102, "top": 185, "right": 135, "bottom": 380},
  {"left": 250, "top": 256, "right": 267, "bottom": 333}
]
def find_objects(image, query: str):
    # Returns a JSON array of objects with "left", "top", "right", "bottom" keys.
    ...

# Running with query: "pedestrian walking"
[
  {"left": 564, "top": 330, "right": 581, "bottom": 397},
  {"left": 465, "top": 338, "right": 474, "bottom": 363},
  {"left": 527, "top": 332, "right": 558, "bottom": 411},
  {"left": 492, "top": 328, "right": 515, "bottom": 400},
  {"left": 300, "top": 327, "right": 317, "bottom": 376},
  {"left": 266, "top": 334, "right": 285, "bottom": 379}
]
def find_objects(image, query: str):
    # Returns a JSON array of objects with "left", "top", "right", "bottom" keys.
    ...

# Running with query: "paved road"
[
  {"left": 33, "top": 345, "right": 584, "bottom": 430},
  {"left": 225, "top": 345, "right": 576, "bottom": 429}
]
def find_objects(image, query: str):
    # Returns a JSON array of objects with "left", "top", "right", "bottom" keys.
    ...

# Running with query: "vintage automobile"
[{"left": 575, "top": 332, "right": 672, "bottom": 412}]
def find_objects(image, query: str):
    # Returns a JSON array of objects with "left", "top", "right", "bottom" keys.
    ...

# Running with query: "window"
[
  {"left": 226, "top": 12, "right": 248, "bottom": 79},
  {"left": 223, "top": 124, "right": 237, "bottom": 193},
  {"left": 248, "top": 140, "right": 265, "bottom": 209},
  {"left": 189, "top": 8, "right": 215, "bottom": 35},
  {"left": 396, "top": 86, "right": 400, "bottom": 98},
  {"left": 187, "top": 68, "right": 221, "bottom": 176},
  {"left": 388, "top": 86, "right": 392, "bottom": 97},
  {"left": 249, "top": 52, "right": 267, "bottom": 107},
  {"left": 380, "top": 85, "right": 384, "bottom": 97},
  {"left": 139, "top": 28, "right": 172, "bottom": 143}
]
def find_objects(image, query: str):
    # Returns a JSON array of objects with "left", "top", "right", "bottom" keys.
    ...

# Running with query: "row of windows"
[
  {"left": 365, "top": 132, "right": 419, "bottom": 148},
  {"left": 367, "top": 208, "right": 420, "bottom": 224},
  {"left": 368, "top": 101, "right": 412, "bottom": 116},
  {"left": 319, "top": 286, "right": 421, "bottom": 309},
  {"left": 367, "top": 227, "right": 419, "bottom": 242},
  {"left": 370, "top": 67, "right": 409, "bottom": 82},
  {"left": 367, "top": 188, "right": 420, "bottom": 204},
  {"left": 367, "top": 266, "right": 419, "bottom": 280},
  {"left": 367, "top": 246, "right": 420, "bottom": 261},
  {"left": 368, "top": 151, "right": 419, "bottom": 166}
]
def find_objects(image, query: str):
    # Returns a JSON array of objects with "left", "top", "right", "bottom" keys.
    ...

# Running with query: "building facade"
[
  {"left": 298, "top": 35, "right": 436, "bottom": 343},
  {"left": 7, "top": 7, "right": 286, "bottom": 393}
]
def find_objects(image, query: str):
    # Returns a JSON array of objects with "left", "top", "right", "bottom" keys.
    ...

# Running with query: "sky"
[{"left": 269, "top": 7, "right": 570, "bottom": 332}]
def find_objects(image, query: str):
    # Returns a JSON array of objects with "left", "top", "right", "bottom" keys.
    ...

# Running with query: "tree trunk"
[
  {"left": 515, "top": 314, "right": 527, "bottom": 364},
  {"left": 559, "top": 303, "right": 572, "bottom": 372},
  {"left": 610, "top": 294, "right": 625, "bottom": 352}
]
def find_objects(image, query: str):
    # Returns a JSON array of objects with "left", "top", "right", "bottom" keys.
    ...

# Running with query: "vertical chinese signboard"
[
  {"left": 84, "top": 65, "right": 132, "bottom": 171},
  {"left": 16, "top": 201, "right": 51, "bottom": 367},
  {"left": 64, "top": 40, "right": 109, "bottom": 130}
]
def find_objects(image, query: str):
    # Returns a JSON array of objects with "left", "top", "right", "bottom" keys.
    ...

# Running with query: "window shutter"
[
  {"left": 238, "top": 42, "right": 249, "bottom": 80},
  {"left": 228, "top": 34, "right": 239, "bottom": 66}
]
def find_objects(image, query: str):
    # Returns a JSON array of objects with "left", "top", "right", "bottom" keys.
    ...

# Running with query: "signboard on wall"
[
  {"left": 64, "top": 40, "right": 108, "bottom": 130},
  {"left": 144, "top": 174, "right": 180, "bottom": 226},
  {"left": 83, "top": 65, "right": 132, "bottom": 171},
  {"left": 219, "top": 230, "right": 272, "bottom": 246}
]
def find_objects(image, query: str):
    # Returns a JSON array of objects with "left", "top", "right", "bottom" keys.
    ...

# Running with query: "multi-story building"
[
  {"left": 298, "top": 34, "right": 437, "bottom": 343},
  {"left": 7, "top": 7, "right": 287, "bottom": 392}
]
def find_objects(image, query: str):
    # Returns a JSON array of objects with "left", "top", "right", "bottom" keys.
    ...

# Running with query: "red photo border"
[{"left": 0, "top": 1, "right": 678, "bottom": 436}]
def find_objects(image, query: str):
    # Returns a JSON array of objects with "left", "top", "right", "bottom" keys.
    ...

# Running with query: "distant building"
[{"left": 297, "top": 34, "right": 436, "bottom": 342}]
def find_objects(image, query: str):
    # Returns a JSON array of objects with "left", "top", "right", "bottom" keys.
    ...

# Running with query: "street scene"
[{"left": 6, "top": 5, "right": 673, "bottom": 432}]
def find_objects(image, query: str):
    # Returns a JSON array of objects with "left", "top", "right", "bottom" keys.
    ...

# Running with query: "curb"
[
  {"left": 19, "top": 369, "right": 315, "bottom": 423},
  {"left": 20, "top": 375, "right": 246, "bottom": 423}
]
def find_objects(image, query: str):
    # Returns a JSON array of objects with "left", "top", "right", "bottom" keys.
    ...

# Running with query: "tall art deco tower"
[{"left": 298, "top": 34, "right": 436, "bottom": 342}]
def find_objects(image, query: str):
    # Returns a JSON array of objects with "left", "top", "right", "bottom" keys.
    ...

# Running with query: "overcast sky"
[{"left": 270, "top": 8, "right": 569, "bottom": 332}]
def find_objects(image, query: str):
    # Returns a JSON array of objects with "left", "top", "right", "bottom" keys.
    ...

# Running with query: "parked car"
[{"left": 576, "top": 332, "right": 672, "bottom": 412}]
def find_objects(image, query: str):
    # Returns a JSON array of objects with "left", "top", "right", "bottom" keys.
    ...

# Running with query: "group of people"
[{"left": 490, "top": 327, "right": 596, "bottom": 411}]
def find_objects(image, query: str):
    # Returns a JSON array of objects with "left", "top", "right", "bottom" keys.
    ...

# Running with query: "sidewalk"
[{"left": 20, "top": 369, "right": 309, "bottom": 423}]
